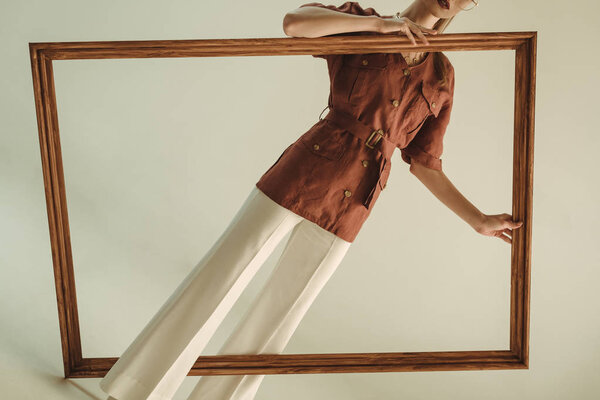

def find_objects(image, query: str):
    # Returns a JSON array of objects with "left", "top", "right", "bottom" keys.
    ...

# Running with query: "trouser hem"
[{"left": 99, "top": 372, "right": 172, "bottom": 400}]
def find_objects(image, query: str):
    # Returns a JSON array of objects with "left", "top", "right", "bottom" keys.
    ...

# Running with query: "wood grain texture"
[{"left": 28, "top": 31, "right": 537, "bottom": 378}]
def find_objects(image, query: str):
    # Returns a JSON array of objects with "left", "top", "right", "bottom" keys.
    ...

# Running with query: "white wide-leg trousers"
[{"left": 100, "top": 185, "right": 351, "bottom": 400}]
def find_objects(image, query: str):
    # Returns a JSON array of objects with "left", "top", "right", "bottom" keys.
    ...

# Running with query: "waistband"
[{"left": 321, "top": 107, "right": 394, "bottom": 209}]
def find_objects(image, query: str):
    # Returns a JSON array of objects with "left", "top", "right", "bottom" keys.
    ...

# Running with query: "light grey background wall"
[{"left": 1, "top": 0, "right": 598, "bottom": 399}]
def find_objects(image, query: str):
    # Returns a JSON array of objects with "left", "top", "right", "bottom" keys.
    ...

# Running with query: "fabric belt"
[{"left": 322, "top": 107, "right": 395, "bottom": 209}]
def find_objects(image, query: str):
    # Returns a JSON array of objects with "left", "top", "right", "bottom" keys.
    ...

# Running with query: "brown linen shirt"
[{"left": 255, "top": 1, "right": 455, "bottom": 243}]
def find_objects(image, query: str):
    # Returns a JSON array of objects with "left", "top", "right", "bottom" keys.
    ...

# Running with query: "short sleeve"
[
  {"left": 298, "top": 2, "right": 369, "bottom": 59},
  {"left": 400, "top": 75, "right": 455, "bottom": 171}
]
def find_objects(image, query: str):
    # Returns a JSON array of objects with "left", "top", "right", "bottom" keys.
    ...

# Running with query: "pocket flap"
[
  {"left": 346, "top": 53, "right": 389, "bottom": 69},
  {"left": 420, "top": 81, "right": 442, "bottom": 118},
  {"left": 299, "top": 122, "right": 347, "bottom": 161}
]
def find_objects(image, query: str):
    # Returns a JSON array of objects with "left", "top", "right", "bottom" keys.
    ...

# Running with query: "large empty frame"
[{"left": 29, "top": 31, "right": 536, "bottom": 379}]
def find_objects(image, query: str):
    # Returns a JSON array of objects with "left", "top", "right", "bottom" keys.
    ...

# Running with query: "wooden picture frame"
[{"left": 29, "top": 30, "right": 536, "bottom": 379}]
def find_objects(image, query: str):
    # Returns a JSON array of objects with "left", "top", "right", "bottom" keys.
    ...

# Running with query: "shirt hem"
[{"left": 254, "top": 182, "right": 355, "bottom": 243}]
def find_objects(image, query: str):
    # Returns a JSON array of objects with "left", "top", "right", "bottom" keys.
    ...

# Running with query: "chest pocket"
[
  {"left": 404, "top": 80, "right": 442, "bottom": 136},
  {"left": 342, "top": 54, "right": 389, "bottom": 105}
]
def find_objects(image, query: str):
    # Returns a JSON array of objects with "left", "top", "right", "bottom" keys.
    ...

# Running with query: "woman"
[{"left": 100, "top": 1, "right": 524, "bottom": 399}]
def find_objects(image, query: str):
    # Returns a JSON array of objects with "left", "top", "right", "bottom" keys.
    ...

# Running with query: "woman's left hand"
[{"left": 475, "top": 213, "right": 524, "bottom": 244}]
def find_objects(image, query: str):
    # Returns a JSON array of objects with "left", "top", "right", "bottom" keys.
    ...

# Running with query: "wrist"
[
  {"left": 371, "top": 15, "right": 383, "bottom": 33},
  {"left": 469, "top": 211, "right": 487, "bottom": 231}
]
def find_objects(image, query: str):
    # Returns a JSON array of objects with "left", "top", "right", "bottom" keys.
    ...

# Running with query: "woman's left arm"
[{"left": 408, "top": 162, "right": 523, "bottom": 244}]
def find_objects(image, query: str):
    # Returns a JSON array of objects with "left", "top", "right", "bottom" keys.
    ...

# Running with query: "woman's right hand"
[
  {"left": 377, "top": 16, "right": 437, "bottom": 46},
  {"left": 474, "top": 213, "right": 524, "bottom": 244}
]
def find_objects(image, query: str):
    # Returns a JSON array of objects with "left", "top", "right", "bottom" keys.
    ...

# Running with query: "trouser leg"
[
  {"left": 99, "top": 186, "right": 303, "bottom": 400},
  {"left": 186, "top": 218, "right": 352, "bottom": 400}
]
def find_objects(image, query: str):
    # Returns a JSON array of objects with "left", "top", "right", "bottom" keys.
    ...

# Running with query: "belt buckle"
[{"left": 365, "top": 129, "right": 383, "bottom": 149}]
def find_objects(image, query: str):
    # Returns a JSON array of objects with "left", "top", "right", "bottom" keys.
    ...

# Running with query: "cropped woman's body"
[{"left": 101, "top": 1, "right": 523, "bottom": 399}]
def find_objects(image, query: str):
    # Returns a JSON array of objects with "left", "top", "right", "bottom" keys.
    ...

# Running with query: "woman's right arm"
[{"left": 283, "top": 5, "right": 382, "bottom": 38}]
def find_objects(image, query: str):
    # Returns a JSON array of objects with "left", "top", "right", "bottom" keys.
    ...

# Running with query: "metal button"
[
  {"left": 392, "top": 99, "right": 399, "bottom": 107},
  {"left": 403, "top": 68, "right": 411, "bottom": 76},
  {"left": 362, "top": 160, "right": 369, "bottom": 167},
  {"left": 362, "top": 59, "right": 368, "bottom": 65},
  {"left": 431, "top": 102, "right": 436, "bottom": 108},
  {"left": 313, "top": 143, "right": 320, "bottom": 150},
  {"left": 344, "top": 190, "right": 352, "bottom": 197}
]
